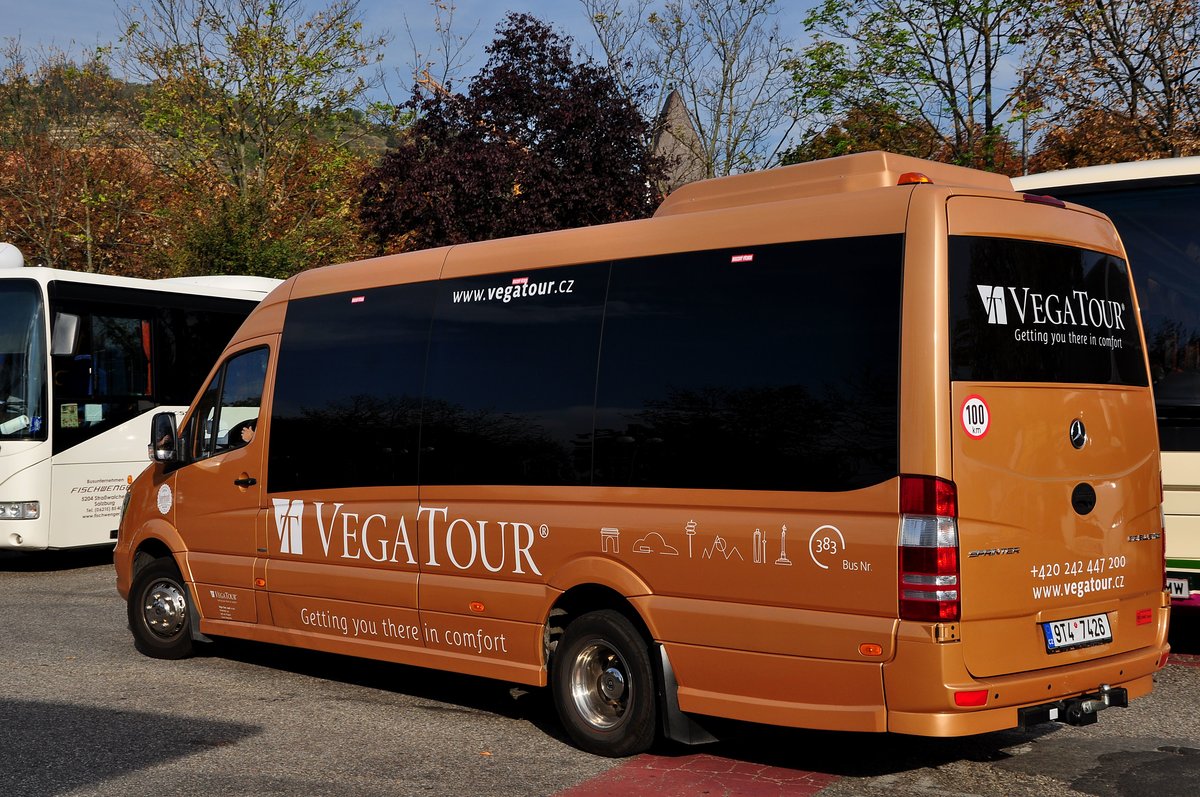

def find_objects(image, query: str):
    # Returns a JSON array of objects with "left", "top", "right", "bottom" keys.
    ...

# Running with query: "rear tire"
[
  {"left": 551, "top": 609, "right": 657, "bottom": 757},
  {"left": 128, "top": 558, "right": 195, "bottom": 660}
]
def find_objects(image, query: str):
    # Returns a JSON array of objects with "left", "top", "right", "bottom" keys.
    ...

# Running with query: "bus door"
[
  {"left": 945, "top": 199, "right": 1163, "bottom": 678},
  {"left": 258, "top": 284, "right": 430, "bottom": 653},
  {"left": 174, "top": 343, "right": 272, "bottom": 624}
]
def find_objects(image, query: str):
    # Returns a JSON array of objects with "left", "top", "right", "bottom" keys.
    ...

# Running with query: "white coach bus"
[
  {"left": 1015, "top": 158, "right": 1200, "bottom": 603},
  {"left": 0, "top": 245, "right": 279, "bottom": 550}
]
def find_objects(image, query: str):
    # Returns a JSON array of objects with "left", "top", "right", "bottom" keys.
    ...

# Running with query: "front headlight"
[{"left": 0, "top": 501, "right": 40, "bottom": 519}]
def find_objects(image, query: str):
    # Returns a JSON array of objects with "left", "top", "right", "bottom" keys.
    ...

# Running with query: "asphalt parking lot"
[{"left": 4, "top": 547, "right": 1200, "bottom": 797}]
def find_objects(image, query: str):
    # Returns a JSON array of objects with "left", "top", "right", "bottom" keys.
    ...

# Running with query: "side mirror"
[
  {"left": 149, "top": 412, "right": 179, "bottom": 462},
  {"left": 51, "top": 312, "right": 81, "bottom": 356}
]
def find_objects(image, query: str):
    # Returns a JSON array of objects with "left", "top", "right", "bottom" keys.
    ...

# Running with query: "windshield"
[
  {"left": 1043, "top": 182, "right": 1200, "bottom": 450},
  {"left": 0, "top": 279, "right": 48, "bottom": 441}
]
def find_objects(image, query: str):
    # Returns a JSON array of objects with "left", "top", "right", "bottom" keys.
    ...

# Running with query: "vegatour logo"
[
  {"left": 270, "top": 499, "right": 543, "bottom": 576},
  {"left": 977, "top": 285, "right": 1008, "bottom": 324},
  {"left": 975, "top": 284, "right": 1126, "bottom": 330},
  {"left": 273, "top": 498, "right": 304, "bottom": 554}
]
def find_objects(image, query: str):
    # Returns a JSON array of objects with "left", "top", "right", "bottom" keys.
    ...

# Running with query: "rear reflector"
[
  {"left": 900, "top": 475, "right": 960, "bottom": 622},
  {"left": 1137, "top": 609, "right": 1152, "bottom": 625},
  {"left": 954, "top": 690, "right": 988, "bottom": 707}
]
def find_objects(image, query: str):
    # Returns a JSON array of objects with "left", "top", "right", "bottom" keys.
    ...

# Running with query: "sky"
[
  {"left": 2, "top": 0, "right": 810, "bottom": 97},
  {"left": 1, "top": 1, "right": 596, "bottom": 79}
]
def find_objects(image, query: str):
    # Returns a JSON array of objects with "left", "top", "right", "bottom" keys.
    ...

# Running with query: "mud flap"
[
  {"left": 187, "top": 583, "right": 213, "bottom": 644},
  {"left": 657, "top": 644, "right": 718, "bottom": 745}
]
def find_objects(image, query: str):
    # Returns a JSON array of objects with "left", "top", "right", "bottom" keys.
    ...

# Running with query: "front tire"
[
  {"left": 551, "top": 609, "right": 657, "bottom": 757},
  {"left": 128, "top": 558, "right": 195, "bottom": 660}
]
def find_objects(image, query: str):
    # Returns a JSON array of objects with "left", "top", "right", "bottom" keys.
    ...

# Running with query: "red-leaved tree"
[{"left": 359, "top": 13, "right": 668, "bottom": 252}]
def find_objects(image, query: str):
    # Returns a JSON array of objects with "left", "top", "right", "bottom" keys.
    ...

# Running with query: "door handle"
[{"left": 233, "top": 476, "right": 257, "bottom": 487}]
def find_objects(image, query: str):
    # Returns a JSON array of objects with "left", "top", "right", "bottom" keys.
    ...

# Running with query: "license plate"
[
  {"left": 1043, "top": 613, "right": 1111, "bottom": 653},
  {"left": 1168, "top": 578, "right": 1190, "bottom": 599}
]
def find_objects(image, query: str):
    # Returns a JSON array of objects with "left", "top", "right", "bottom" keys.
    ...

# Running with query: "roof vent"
[
  {"left": 0, "top": 243, "right": 25, "bottom": 269},
  {"left": 654, "top": 151, "right": 1013, "bottom": 218}
]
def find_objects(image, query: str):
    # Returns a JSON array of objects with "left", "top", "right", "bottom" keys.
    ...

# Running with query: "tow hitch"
[{"left": 1017, "top": 684, "right": 1129, "bottom": 728}]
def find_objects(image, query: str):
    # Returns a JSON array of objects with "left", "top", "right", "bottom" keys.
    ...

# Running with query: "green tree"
[
  {"left": 119, "top": 0, "right": 387, "bottom": 276},
  {"left": 796, "top": 0, "right": 1046, "bottom": 171},
  {"left": 359, "top": 14, "right": 668, "bottom": 252},
  {"left": 780, "top": 103, "right": 943, "bottom": 164}
]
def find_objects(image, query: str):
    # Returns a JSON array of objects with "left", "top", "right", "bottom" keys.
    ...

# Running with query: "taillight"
[{"left": 899, "top": 475, "right": 960, "bottom": 622}]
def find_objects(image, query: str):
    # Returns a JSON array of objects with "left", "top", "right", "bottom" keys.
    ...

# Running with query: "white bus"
[
  {"left": 0, "top": 247, "right": 280, "bottom": 550},
  {"left": 1015, "top": 158, "right": 1200, "bottom": 604}
]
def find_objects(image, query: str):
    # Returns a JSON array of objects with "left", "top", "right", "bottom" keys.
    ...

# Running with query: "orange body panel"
[
  {"left": 114, "top": 151, "right": 1168, "bottom": 740},
  {"left": 664, "top": 642, "right": 888, "bottom": 732}
]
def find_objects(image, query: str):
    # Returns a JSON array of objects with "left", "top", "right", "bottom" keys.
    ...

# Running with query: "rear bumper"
[{"left": 884, "top": 635, "right": 1165, "bottom": 736}]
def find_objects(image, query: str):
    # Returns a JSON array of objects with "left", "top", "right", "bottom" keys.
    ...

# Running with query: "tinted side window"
[
  {"left": 189, "top": 372, "right": 221, "bottom": 460},
  {"left": 51, "top": 308, "right": 152, "bottom": 454},
  {"left": 153, "top": 307, "right": 251, "bottom": 406},
  {"left": 217, "top": 350, "right": 267, "bottom": 453},
  {"left": 949, "top": 236, "right": 1148, "bottom": 386},
  {"left": 594, "top": 236, "right": 903, "bottom": 492},
  {"left": 421, "top": 263, "right": 608, "bottom": 486},
  {"left": 185, "top": 347, "right": 268, "bottom": 461},
  {"left": 268, "top": 283, "right": 435, "bottom": 493},
  {"left": 48, "top": 281, "right": 255, "bottom": 454}
]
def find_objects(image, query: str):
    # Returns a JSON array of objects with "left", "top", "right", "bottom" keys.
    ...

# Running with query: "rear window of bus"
[{"left": 949, "top": 236, "right": 1148, "bottom": 386}]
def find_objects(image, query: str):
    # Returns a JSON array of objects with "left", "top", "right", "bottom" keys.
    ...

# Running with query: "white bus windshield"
[{"left": 0, "top": 279, "right": 47, "bottom": 441}]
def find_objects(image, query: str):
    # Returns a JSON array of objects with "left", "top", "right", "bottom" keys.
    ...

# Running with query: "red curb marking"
[
  {"left": 1168, "top": 653, "right": 1200, "bottom": 667},
  {"left": 555, "top": 753, "right": 839, "bottom": 797}
]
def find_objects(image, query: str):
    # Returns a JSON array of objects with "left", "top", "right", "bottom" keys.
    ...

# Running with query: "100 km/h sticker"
[{"left": 962, "top": 395, "right": 990, "bottom": 438}]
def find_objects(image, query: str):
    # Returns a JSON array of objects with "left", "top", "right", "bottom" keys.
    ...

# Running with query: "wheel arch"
[
  {"left": 127, "top": 534, "right": 210, "bottom": 645},
  {"left": 132, "top": 536, "right": 175, "bottom": 578},
  {"left": 123, "top": 518, "right": 192, "bottom": 582},
  {"left": 546, "top": 583, "right": 654, "bottom": 655},
  {"left": 544, "top": 556, "right": 657, "bottom": 657},
  {"left": 542, "top": 575, "right": 715, "bottom": 748}
]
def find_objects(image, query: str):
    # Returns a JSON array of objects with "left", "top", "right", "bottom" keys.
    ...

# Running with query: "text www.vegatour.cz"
[{"left": 452, "top": 276, "right": 575, "bottom": 304}]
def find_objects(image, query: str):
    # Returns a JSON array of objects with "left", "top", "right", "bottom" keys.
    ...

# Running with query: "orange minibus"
[{"left": 114, "top": 152, "right": 1169, "bottom": 756}]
